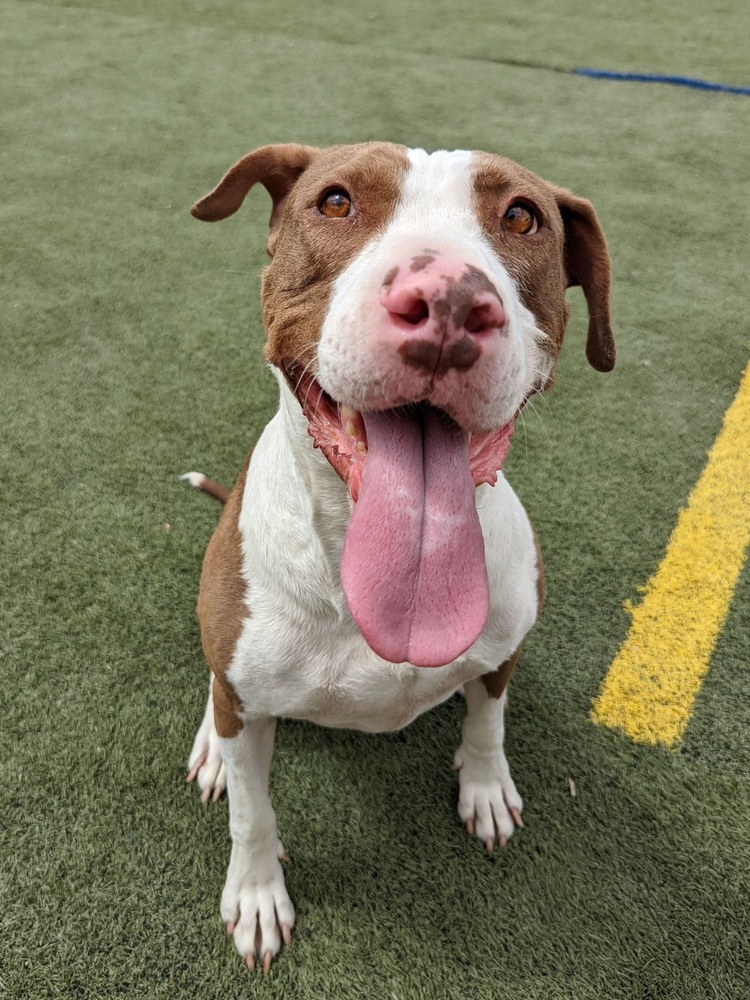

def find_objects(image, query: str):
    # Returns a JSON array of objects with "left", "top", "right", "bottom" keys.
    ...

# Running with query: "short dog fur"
[{"left": 184, "top": 142, "right": 614, "bottom": 972}]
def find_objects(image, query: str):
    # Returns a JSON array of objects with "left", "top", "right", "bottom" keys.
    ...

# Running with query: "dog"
[{"left": 183, "top": 141, "right": 614, "bottom": 973}]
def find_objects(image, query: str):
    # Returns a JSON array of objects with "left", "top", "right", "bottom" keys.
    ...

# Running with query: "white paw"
[
  {"left": 221, "top": 846, "right": 295, "bottom": 973},
  {"left": 453, "top": 745, "right": 524, "bottom": 851},
  {"left": 186, "top": 714, "right": 226, "bottom": 803}
]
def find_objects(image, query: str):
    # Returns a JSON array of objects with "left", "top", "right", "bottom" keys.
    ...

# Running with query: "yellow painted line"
[{"left": 591, "top": 360, "right": 750, "bottom": 746}]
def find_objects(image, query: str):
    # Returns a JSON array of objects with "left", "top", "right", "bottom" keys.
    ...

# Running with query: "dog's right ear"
[{"left": 191, "top": 144, "right": 316, "bottom": 256}]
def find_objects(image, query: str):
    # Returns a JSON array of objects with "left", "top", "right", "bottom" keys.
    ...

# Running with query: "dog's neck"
[{"left": 276, "top": 372, "right": 354, "bottom": 573}]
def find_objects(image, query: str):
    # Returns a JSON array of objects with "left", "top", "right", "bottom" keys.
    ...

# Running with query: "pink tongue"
[{"left": 340, "top": 408, "right": 489, "bottom": 667}]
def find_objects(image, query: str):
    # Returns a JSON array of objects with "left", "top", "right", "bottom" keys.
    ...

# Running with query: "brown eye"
[
  {"left": 318, "top": 188, "right": 353, "bottom": 218},
  {"left": 501, "top": 203, "right": 538, "bottom": 235}
]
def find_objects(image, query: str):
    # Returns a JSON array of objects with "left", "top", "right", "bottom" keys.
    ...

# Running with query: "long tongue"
[{"left": 341, "top": 408, "right": 489, "bottom": 667}]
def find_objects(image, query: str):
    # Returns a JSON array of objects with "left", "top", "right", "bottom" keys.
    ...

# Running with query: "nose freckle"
[
  {"left": 450, "top": 336, "right": 481, "bottom": 370},
  {"left": 409, "top": 254, "right": 436, "bottom": 273},
  {"left": 382, "top": 266, "right": 399, "bottom": 289}
]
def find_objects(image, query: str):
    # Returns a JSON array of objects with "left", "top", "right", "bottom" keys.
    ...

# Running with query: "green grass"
[{"left": 2, "top": 1, "right": 749, "bottom": 997}]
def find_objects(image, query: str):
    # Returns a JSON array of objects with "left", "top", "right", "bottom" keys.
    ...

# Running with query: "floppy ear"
[
  {"left": 555, "top": 189, "right": 616, "bottom": 372},
  {"left": 191, "top": 143, "right": 317, "bottom": 256}
]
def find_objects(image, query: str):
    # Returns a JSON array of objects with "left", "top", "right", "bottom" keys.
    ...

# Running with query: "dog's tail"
[{"left": 180, "top": 471, "right": 230, "bottom": 505}]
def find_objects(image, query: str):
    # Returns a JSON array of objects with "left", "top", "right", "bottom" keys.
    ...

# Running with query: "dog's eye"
[
  {"left": 318, "top": 189, "right": 353, "bottom": 218},
  {"left": 501, "top": 203, "right": 538, "bottom": 235}
]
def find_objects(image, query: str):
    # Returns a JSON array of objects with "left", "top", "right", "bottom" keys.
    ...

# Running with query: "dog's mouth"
[
  {"left": 283, "top": 363, "right": 514, "bottom": 503},
  {"left": 283, "top": 361, "right": 517, "bottom": 668}
]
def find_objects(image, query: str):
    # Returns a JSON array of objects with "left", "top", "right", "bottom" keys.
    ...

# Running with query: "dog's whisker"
[
  {"left": 302, "top": 372, "right": 320, "bottom": 414},
  {"left": 293, "top": 357, "right": 317, "bottom": 396},
  {"left": 524, "top": 396, "right": 551, "bottom": 442},
  {"left": 516, "top": 407, "right": 530, "bottom": 460}
]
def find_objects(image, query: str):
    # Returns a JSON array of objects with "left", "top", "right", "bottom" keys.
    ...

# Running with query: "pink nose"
[
  {"left": 381, "top": 257, "right": 506, "bottom": 333},
  {"left": 380, "top": 256, "right": 505, "bottom": 374}
]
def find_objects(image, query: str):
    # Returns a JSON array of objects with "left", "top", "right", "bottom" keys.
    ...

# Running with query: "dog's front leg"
[
  {"left": 453, "top": 673, "right": 524, "bottom": 851},
  {"left": 220, "top": 715, "right": 294, "bottom": 972}
]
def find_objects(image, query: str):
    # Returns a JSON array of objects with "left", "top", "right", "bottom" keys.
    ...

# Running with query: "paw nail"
[
  {"left": 263, "top": 951, "right": 273, "bottom": 975},
  {"left": 246, "top": 954, "right": 255, "bottom": 970},
  {"left": 485, "top": 837, "right": 494, "bottom": 853},
  {"left": 282, "top": 924, "right": 292, "bottom": 946}
]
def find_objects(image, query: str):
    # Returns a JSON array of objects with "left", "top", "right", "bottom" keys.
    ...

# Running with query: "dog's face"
[
  {"left": 192, "top": 142, "right": 614, "bottom": 667},
  {"left": 192, "top": 141, "right": 613, "bottom": 498}
]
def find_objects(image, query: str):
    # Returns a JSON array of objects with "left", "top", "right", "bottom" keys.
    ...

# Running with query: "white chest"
[{"left": 228, "top": 599, "right": 496, "bottom": 732}]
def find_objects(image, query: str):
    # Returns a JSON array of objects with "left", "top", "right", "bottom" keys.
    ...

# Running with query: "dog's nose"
[{"left": 379, "top": 257, "right": 505, "bottom": 373}]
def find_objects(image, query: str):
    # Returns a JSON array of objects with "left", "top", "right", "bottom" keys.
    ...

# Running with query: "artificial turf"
[{"left": 2, "top": 1, "right": 749, "bottom": 997}]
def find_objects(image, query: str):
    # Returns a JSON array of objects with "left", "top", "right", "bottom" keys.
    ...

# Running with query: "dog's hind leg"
[{"left": 186, "top": 673, "right": 227, "bottom": 802}]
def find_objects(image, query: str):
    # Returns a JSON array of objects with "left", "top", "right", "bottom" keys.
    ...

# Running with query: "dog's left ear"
[
  {"left": 555, "top": 189, "right": 616, "bottom": 372},
  {"left": 191, "top": 143, "right": 317, "bottom": 256}
]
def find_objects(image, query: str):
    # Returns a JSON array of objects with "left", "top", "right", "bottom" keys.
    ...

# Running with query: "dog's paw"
[
  {"left": 221, "top": 847, "right": 295, "bottom": 973},
  {"left": 186, "top": 716, "right": 226, "bottom": 803},
  {"left": 453, "top": 745, "right": 524, "bottom": 851}
]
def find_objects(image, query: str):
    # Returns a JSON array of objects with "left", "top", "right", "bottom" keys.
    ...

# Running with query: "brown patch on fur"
[
  {"left": 196, "top": 452, "right": 252, "bottom": 739},
  {"left": 471, "top": 152, "right": 614, "bottom": 381},
  {"left": 481, "top": 645, "right": 522, "bottom": 699},
  {"left": 554, "top": 188, "right": 615, "bottom": 372},
  {"left": 213, "top": 675, "right": 243, "bottom": 739},
  {"left": 261, "top": 143, "right": 410, "bottom": 370},
  {"left": 191, "top": 143, "right": 317, "bottom": 257},
  {"left": 194, "top": 475, "right": 230, "bottom": 504}
]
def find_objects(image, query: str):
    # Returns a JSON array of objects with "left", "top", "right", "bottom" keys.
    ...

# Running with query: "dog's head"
[
  {"left": 192, "top": 142, "right": 614, "bottom": 666},
  {"left": 192, "top": 142, "right": 613, "bottom": 490}
]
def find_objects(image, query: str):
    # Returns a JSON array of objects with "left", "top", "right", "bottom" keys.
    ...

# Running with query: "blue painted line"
[{"left": 574, "top": 67, "right": 750, "bottom": 96}]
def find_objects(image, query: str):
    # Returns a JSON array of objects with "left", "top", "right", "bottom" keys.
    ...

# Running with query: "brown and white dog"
[{"left": 183, "top": 142, "right": 614, "bottom": 972}]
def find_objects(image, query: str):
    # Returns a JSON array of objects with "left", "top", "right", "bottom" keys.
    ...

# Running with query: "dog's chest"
[
  {"left": 225, "top": 411, "right": 533, "bottom": 732},
  {"left": 228, "top": 608, "right": 483, "bottom": 732}
]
